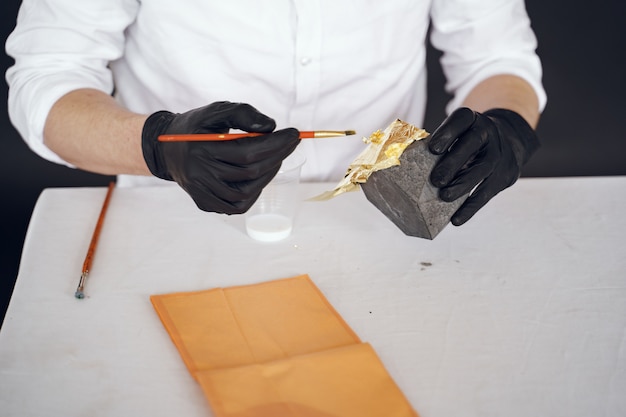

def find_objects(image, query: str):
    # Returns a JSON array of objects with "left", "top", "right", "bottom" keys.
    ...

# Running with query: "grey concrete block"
[{"left": 361, "top": 136, "right": 468, "bottom": 239}]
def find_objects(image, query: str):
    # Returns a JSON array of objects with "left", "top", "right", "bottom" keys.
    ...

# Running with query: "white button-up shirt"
[{"left": 6, "top": 0, "right": 546, "bottom": 185}]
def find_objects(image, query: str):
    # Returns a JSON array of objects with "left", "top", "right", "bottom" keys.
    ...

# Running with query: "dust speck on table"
[{"left": 420, "top": 261, "right": 433, "bottom": 270}]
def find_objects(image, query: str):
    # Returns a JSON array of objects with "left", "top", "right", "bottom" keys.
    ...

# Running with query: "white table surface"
[{"left": 1, "top": 178, "right": 625, "bottom": 417}]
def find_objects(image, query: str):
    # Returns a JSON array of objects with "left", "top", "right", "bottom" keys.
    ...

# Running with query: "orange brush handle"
[{"left": 157, "top": 131, "right": 351, "bottom": 142}]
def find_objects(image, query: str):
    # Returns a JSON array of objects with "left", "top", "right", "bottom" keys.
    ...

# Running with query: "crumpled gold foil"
[{"left": 311, "top": 119, "right": 429, "bottom": 201}]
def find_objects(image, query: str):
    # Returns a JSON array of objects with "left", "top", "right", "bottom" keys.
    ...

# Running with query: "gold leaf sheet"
[{"left": 311, "top": 119, "right": 429, "bottom": 201}]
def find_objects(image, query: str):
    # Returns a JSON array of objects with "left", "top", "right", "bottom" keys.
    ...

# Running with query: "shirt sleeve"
[
  {"left": 429, "top": 0, "right": 547, "bottom": 115},
  {"left": 5, "top": 0, "right": 140, "bottom": 165}
]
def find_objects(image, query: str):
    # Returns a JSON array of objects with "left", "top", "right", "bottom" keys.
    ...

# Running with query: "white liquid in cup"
[
  {"left": 245, "top": 213, "right": 293, "bottom": 242},
  {"left": 245, "top": 151, "right": 306, "bottom": 242}
]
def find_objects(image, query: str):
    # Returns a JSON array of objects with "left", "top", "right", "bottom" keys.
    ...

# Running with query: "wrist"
[{"left": 141, "top": 111, "right": 176, "bottom": 180}]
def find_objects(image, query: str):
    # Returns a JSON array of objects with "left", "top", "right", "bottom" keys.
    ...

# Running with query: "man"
[{"left": 6, "top": 0, "right": 545, "bottom": 225}]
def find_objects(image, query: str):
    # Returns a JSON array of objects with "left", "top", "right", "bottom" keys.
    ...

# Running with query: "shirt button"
[{"left": 300, "top": 57, "right": 312, "bottom": 66}]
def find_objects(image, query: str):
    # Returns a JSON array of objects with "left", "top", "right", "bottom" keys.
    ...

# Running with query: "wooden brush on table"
[{"left": 75, "top": 181, "right": 115, "bottom": 299}]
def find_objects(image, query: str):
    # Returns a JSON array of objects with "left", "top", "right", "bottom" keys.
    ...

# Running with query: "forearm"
[
  {"left": 461, "top": 74, "right": 540, "bottom": 129},
  {"left": 43, "top": 88, "right": 151, "bottom": 175}
]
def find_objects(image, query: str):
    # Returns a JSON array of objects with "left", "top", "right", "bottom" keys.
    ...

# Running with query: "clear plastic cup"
[{"left": 245, "top": 151, "right": 306, "bottom": 242}]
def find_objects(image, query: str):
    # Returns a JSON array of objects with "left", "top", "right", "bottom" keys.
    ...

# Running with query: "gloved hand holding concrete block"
[{"left": 314, "top": 119, "right": 468, "bottom": 239}]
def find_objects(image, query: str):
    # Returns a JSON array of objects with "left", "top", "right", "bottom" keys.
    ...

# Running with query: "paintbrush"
[
  {"left": 75, "top": 181, "right": 115, "bottom": 299},
  {"left": 158, "top": 130, "right": 356, "bottom": 142}
]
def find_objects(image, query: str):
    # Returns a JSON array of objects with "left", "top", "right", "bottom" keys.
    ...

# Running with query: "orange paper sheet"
[{"left": 151, "top": 274, "right": 418, "bottom": 417}]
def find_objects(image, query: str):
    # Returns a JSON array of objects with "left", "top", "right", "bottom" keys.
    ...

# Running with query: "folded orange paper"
[{"left": 151, "top": 274, "right": 418, "bottom": 417}]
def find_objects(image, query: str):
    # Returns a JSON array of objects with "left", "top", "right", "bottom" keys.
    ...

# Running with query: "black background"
[{"left": 1, "top": 1, "right": 625, "bottom": 325}]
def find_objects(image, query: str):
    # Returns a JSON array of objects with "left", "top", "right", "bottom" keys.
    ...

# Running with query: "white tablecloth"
[{"left": 1, "top": 178, "right": 625, "bottom": 417}]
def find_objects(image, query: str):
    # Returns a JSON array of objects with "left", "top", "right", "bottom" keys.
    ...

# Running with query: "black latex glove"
[
  {"left": 141, "top": 101, "right": 300, "bottom": 214},
  {"left": 429, "top": 107, "right": 540, "bottom": 226}
]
